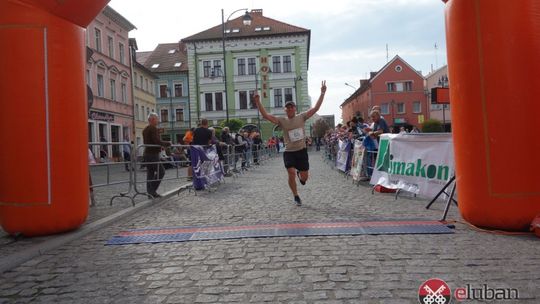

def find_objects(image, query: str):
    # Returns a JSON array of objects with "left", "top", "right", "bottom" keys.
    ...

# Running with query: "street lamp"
[
  {"left": 168, "top": 87, "right": 174, "bottom": 143},
  {"left": 294, "top": 75, "right": 303, "bottom": 113},
  {"left": 345, "top": 82, "right": 357, "bottom": 92},
  {"left": 222, "top": 8, "right": 252, "bottom": 124},
  {"left": 438, "top": 76, "right": 449, "bottom": 131}
]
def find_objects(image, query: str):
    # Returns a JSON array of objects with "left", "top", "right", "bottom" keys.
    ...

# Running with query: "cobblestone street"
[{"left": 0, "top": 152, "right": 538, "bottom": 303}]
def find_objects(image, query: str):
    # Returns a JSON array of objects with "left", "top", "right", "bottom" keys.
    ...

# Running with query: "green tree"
[
  {"left": 422, "top": 119, "right": 443, "bottom": 133},
  {"left": 220, "top": 118, "right": 244, "bottom": 132},
  {"left": 312, "top": 118, "right": 331, "bottom": 138}
]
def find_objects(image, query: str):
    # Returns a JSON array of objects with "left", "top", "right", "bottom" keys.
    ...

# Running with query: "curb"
[{"left": 0, "top": 185, "right": 190, "bottom": 274}]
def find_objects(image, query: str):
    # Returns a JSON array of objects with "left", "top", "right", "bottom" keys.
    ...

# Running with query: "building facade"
[
  {"left": 142, "top": 43, "right": 190, "bottom": 143},
  {"left": 182, "top": 9, "right": 310, "bottom": 139},
  {"left": 341, "top": 56, "right": 428, "bottom": 129},
  {"left": 129, "top": 39, "right": 158, "bottom": 154},
  {"left": 425, "top": 65, "right": 451, "bottom": 130},
  {"left": 86, "top": 6, "right": 136, "bottom": 159}
]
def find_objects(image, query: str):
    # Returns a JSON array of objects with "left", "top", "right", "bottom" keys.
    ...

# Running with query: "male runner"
[{"left": 253, "top": 80, "right": 327, "bottom": 206}]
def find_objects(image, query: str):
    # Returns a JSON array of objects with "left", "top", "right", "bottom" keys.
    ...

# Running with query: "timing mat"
[{"left": 106, "top": 220, "right": 454, "bottom": 245}]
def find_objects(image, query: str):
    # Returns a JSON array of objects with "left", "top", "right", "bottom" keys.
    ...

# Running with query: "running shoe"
[{"left": 294, "top": 195, "right": 302, "bottom": 206}]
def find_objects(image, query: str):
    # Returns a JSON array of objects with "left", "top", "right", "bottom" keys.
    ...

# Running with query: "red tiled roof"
[
  {"left": 143, "top": 42, "right": 188, "bottom": 73},
  {"left": 182, "top": 9, "right": 309, "bottom": 42}
]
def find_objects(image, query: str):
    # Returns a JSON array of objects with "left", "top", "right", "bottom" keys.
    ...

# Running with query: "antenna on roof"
[
  {"left": 434, "top": 42, "right": 439, "bottom": 69},
  {"left": 386, "top": 43, "right": 389, "bottom": 62}
]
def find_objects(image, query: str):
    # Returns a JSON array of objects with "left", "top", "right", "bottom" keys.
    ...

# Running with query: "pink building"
[
  {"left": 86, "top": 6, "right": 136, "bottom": 159},
  {"left": 341, "top": 55, "right": 429, "bottom": 130}
]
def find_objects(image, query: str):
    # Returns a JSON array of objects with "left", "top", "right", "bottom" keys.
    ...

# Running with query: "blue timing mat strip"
[{"left": 106, "top": 221, "right": 454, "bottom": 245}]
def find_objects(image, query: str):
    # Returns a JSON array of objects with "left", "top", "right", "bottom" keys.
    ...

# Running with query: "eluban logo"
[{"left": 375, "top": 138, "right": 450, "bottom": 181}]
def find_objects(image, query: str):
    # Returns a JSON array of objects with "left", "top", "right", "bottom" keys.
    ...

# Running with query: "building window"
[
  {"left": 203, "top": 61, "right": 211, "bottom": 77},
  {"left": 121, "top": 83, "right": 127, "bottom": 102},
  {"left": 135, "top": 104, "right": 139, "bottom": 120},
  {"left": 283, "top": 55, "right": 292, "bottom": 73},
  {"left": 413, "top": 101, "right": 421, "bottom": 113},
  {"left": 274, "top": 89, "right": 283, "bottom": 107},
  {"left": 94, "top": 28, "right": 102, "bottom": 52},
  {"left": 405, "top": 81, "right": 413, "bottom": 91},
  {"left": 239, "top": 91, "right": 248, "bottom": 109},
  {"left": 174, "top": 83, "right": 183, "bottom": 97},
  {"left": 97, "top": 74, "right": 104, "bottom": 97},
  {"left": 213, "top": 60, "right": 222, "bottom": 77},
  {"left": 397, "top": 102, "right": 405, "bottom": 114},
  {"left": 284, "top": 88, "right": 293, "bottom": 103},
  {"left": 133, "top": 72, "right": 138, "bottom": 88},
  {"left": 176, "top": 109, "right": 184, "bottom": 121},
  {"left": 144, "top": 79, "right": 148, "bottom": 91},
  {"left": 237, "top": 58, "right": 246, "bottom": 76},
  {"left": 140, "top": 105, "right": 145, "bottom": 121},
  {"left": 381, "top": 103, "right": 389, "bottom": 115},
  {"left": 387, "top": 82, "right": 395, "bottom": 92},
  {"left": 159, "top": 84, "right": 168, "bottom": 98},
  {"left": 108, "top": 36, "right": 114, "bottom": 58},
  {"left": 110, "top": 79, "right": 116, "bottom": 101},
  {"left": 160, "top": 109, "right": 168, "bottom": 122},
  {"left": 215, "top": 92, "right": 223, "bottom": 111},
  {"left": 140, "top": 76, "right": 143, "bottom": 88},
  {"left": 395, "top": 82, "right": 404, "bottom": 92},
  {"left": 119, "top": 43, "right": 125, "bottom": 64},
  {"left": 272, "top": 56, "right": 281, "bottom": 73},
  {"left": 205, "top": 93, "right": 213, "bottom": 111},
  {"left": 248, "top": 58, "right": 256, "bottom": 75}
]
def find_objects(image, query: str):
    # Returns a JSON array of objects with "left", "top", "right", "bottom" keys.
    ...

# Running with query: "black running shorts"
[{"left": 283, "top": 148, "right": 309, "bottom": 171}]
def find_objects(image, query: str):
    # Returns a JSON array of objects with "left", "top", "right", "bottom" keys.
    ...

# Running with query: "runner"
[{"left": 253, "top": 80, "right": 327, "bottom": 206}]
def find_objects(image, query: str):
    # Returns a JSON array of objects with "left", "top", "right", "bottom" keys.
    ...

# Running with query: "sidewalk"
[{"left": 0, "top": 151, "right": 538, "bottom": 303}]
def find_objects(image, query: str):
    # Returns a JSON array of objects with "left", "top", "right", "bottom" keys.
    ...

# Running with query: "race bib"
[{"left": 288, "top": 127, "right": 304, "bottom": 142}]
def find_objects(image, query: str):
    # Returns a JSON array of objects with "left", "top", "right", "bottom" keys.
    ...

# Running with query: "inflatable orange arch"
[
  {"left": 444, "top": 0, "right": 540, "bottom": 230},
  {"left": 0, "top": 0, "right": 110, "bottom": 236}
]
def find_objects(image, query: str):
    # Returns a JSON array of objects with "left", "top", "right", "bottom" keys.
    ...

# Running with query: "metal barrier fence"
[
  {"left": 322, "top": 139, "right": 378, "bottom": 185},
  {"left": 88, "top": 141, "right": 278, "bottom": 206}
]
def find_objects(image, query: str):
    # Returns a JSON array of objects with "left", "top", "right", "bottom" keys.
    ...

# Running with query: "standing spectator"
[
  {"left": 183, "top": 127, "right": 195, "bottom": 180},
  {"left": 143, "top": 113, "right": 171, "bottom": 198},
  {"left": 123, "top": 140, "right": 132, "bottom": 171},
  {"left": 252, "top": 132, "right": 263, "bottom": 165},
  {"left": 192, "top": 118, "right": 212, "bottom": 146},
  {"left": 221, "top": 127, "right": 233, "bottom": 175}
]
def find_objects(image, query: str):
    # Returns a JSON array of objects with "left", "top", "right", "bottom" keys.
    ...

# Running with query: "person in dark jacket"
[{"left": 143, "top": 113, "right": 171, "bottom": 198}]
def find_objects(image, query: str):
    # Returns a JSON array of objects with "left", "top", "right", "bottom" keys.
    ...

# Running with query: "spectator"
[{"left": 143, "top": 112, "right": 171, "bottom": 198}]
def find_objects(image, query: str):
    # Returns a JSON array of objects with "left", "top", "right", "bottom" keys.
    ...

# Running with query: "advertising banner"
[
  {"left": 370, "top": 133, "right": 454, "bottom": 198},
  {"left": 190, "top": 145, "right": 224, "bottom": 190},
  {"left": 350, "top": 140, "right": 366, "bottom": 181},
  {"left": 335, "top": 139, "right": 352, "bottom": 172}
]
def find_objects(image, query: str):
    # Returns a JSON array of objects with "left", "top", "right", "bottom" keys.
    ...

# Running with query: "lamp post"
[
  {"left": 221, "top": 8, "right": 252, "bottom": 125},
  {"left": 345, "top": 82, "right": 357, "bottom": 92},
  {"left": 168, "top": 87, "right": 174, "bottom": 143},
  {"left": 294, "top": 75, "right": 303, "bottom": 113},
  {"left": 438, "top": 75, "right": 449, "bottom": 132}
]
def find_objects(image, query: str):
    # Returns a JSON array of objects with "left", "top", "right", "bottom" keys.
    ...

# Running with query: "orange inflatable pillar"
[
  {"left": 0, "top": 0, "right": 109, "bottom": 236},
  {"left": 444, "top": 0, "right": 540, "bottom": 230}
]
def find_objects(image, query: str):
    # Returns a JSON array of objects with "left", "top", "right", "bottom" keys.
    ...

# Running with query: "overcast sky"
[{"left": 108, "top": 0, "right": 448, "bottom": 121}]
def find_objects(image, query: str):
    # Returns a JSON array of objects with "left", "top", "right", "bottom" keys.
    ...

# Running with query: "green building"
[{"left": 182, "top": 9, "right": 311, "bottom": 139}]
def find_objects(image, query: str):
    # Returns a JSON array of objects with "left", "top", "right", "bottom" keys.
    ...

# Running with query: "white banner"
[{"left": 370, "top": 133, "right": 455, "bottom": 198}]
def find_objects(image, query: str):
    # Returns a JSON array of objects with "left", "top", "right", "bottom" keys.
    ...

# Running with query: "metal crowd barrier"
[{"left": 88, "top": 141, "right": 278, "bottom": 206}]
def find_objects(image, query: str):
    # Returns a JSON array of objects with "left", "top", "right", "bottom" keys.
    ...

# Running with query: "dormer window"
[
  {"left": 151, "top": 64, "right": 159, "bottom": 69},
  {"left": 168, "top": 49, "right": 176, "bottom": 54},
  {"left": 232, "top": 28, "right": 240, "bottom": 33},
  {"left": 174, "top": 62, "right": 182, "bottom": 67},
  {"left": 263, "top": 26, "right": 271, "bottom": 31},
  {"left": 255, "top": 27, "right": 262, "bottom": 31}
]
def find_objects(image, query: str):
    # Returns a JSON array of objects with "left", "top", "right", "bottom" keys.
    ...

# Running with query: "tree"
[
  {"left": 421, "top": 119, "right": 443, "bottom": 133},
  {"left": 220, "top": 118, "right": 244, "bottom": 132},
  {"left": 312, "top": 118, "right": 331, "bottom": 138}
]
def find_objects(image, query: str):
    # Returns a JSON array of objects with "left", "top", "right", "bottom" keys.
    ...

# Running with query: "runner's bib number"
[{"left": 288, "top": 127, "right": 304, "bottom": 142}]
